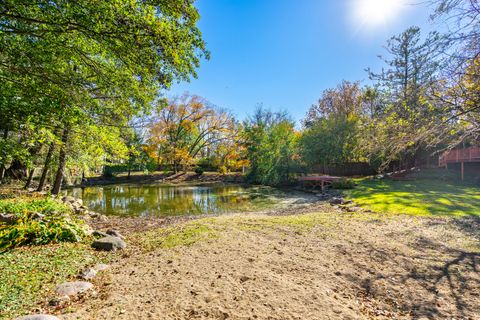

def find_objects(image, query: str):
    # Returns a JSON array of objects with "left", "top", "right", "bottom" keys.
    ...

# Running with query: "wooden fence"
[{"left": 310, "top": 162, "right": 376, "bottom": 177}]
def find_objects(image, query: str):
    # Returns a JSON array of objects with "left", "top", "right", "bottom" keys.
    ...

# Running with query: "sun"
[{"left": 351, "top": 0, "right": 406, "bottom": 29}]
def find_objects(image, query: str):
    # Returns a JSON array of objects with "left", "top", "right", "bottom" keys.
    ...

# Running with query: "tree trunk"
[
  {"left": 52, "top": 128, "right": 70, "bottom": 195},
  {"left": 6, "top": 160, "right": 28, "bottom": 180},
  {"left": 0, "top": 128, "right": 8, "bottom": 182},
  {"left": 37, "top": 141, "right": 55, "bottom": 191},
  {"left": 24, "top": 168, "right": 35, "bottom": 189}
]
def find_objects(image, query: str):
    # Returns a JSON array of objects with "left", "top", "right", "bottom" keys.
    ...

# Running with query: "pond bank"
[{"left": 79, "top": 172, "right": 244, "bottom": 187}]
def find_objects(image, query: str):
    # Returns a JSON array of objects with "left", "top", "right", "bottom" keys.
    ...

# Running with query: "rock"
[
  {"left": 92, "top": 236, "right": 127, "bottom": 251},
  {"left": 48, "top": 295, "right": 70, "bottom": 306},
  {"left": 90, "top": 212, "right": 108, "bottom": 222},
  {"left": 329, "top": 197, "right": 345, "bottom": 205},
  {"left": 106, "top": 229, "right": 124, "bottom": 239},
  {"left": 94, "top": 263, "right": 109, "bottom": 271},
  {"left": 61, "top": 196, "right": 78, "bottom": 204},
  {"left": 55, "top": 281, "right": 93, "bottom": 297},
  {"left": 0, "top": 213, "right": 18, "bottom": 224},
  {"left": 15, "top": 315, "right": 60, "bottom": 320},
  {"left": 79, "top": 267, "right": 97, "bottom": 280},
  {"left": 31, "top": 212, "right": 45, "bottom": 221},
  {"left": 93, "top": 230, "right": 109, "bottom": 238}
]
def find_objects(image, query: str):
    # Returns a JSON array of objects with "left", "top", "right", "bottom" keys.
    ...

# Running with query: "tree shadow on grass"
[
  {"left": 339, "top": 221, "right": 480, "bottom": 319},
  {"left": 352, "top": 180, "right": 480, "bottom": 216}
]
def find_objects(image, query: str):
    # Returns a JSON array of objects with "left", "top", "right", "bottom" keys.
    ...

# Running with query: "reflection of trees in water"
[{"left": 68, "top": 184, "right": 281, "bottom": 217}]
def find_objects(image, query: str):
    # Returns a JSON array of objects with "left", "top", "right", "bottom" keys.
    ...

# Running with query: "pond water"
[{"left": 66, "top": 183, "right": 315, "bottom": 217}]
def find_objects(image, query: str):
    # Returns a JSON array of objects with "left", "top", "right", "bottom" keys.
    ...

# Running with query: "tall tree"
[
  {"left": 146, "top": 95, "right": 236, "bottom": 173},
  {"left": 367, "top": 27, "right": 442, "bottom": 167},
  {"left": 243, "top": 108, "right": 298, "bottom": 186},
  {"left": 428, "top": 0, "right": 480, "bottom": 144},
  {"left": 0, "top": 0, "right": 208, "bottom": 191},
  {"left": 300, "top": 81, "right": 367, "bottom": 169}
]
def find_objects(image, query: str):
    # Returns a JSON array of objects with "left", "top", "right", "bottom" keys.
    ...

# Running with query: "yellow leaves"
[{"left": 146, "top": 94, "right": 237, "bottom": 169}]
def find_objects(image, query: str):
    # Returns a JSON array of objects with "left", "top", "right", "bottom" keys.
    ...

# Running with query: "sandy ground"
[{"left": 59, "top": 206, "right": 479, "bottom": 320}]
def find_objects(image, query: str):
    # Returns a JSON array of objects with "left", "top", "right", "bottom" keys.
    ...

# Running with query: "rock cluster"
[
  {"left": 328, "top": 197, "right": 365, "bottom": 213},
  {"left": 60, "top": 196, "right": 108, "bottom": 222}
]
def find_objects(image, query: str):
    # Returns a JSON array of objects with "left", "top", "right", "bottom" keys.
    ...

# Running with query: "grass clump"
[
  {"left": 138, "top": 220, "right": 218, "bottom": 250},
  {"left": 234, "top": 212, "right": 334, "bottom": 234},
  {"left": 331, "top": 178, "right": 356, "bottom": 190},
  {"left": 0, "top": 197, "right": 86, "bottom": 250},
  {"left": 0, "top": 243, "right": 104, "bottom": 319}
]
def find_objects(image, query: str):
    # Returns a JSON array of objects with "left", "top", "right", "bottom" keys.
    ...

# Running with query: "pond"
[{"left": 66, "top": 183, "right": 316, "bottom": 217}]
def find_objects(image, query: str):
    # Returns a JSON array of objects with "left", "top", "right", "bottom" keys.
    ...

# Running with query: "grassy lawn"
[
  {"left": 348, "top": 178, "right": 480, "bottom": 217},
  {"left": 0, "top": 242, "right": 108, "bottom": 319}
]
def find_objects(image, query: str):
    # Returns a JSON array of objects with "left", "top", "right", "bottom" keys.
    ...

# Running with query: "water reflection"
[{"left": 66, "top": 183, "right": 294, "bottom": 217}]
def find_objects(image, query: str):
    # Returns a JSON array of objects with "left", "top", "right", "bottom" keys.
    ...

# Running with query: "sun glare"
[{"left": 351, "top": 0, "right": 406, "bottom": 29}]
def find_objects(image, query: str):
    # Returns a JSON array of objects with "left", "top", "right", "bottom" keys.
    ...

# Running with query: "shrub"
[
  {"left": 218, "top": 165, "right": 228, "bottom": 175},
  {"left": 0, "top": 198, "right": 86, "bottom": 250},
  {"left": 0, "top": 197, "right": 71, "bottom": 218},
  {"left": 194, "top": 167, "right": 204, "bottom": 175},
  {"left": 331, "top": 178, "right": 356, "bottom": 189}
]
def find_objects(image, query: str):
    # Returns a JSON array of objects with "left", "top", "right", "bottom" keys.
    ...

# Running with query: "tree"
[
  {"left": 427, "top": 0, "right": 480, "bottom": 144},
  {"left": 0, "top": 0, "right": 208, "bottom": 192},
  {"left": 300, "top": 81, "right": 367, "bottom": 169},
  {"left": 243, "top": 108, "right": 298, "bottom": 186},
  {"left": 146, "top": 95, "right": 237, "bottom": 173},
  {"left": 367, "top": 27, "right": 442, "bottom": 168}
]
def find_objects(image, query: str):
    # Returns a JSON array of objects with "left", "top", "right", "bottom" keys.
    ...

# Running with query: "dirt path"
[{"left": 62, "top": 209, "right": 480, "bottom": 320}]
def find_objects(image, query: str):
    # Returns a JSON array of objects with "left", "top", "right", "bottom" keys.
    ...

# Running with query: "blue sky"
[{"left": 170, "top": 0, "right": 433, "bottom": 123}]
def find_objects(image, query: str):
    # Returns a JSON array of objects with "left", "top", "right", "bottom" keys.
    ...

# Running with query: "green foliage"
[
  {"left": 331, "top": 178, "right": 356, "bottom": 190},
  {"left": 0, "top": 197, "right": 70, "bottom": 217},
  {"left": 300, "top": 116, "right": 364, "bottom": 167},
  {"left": 0, "top": 0, "right": 207, "bottom": 190},
  {"left": 0, "top": 198, "right": 85, "bottom": 250},
  {"left": 194, "top": 167, "right": 205, "bottom": 175},
  {"left": 243, "top": 108, "right": 299, "bottom": 186},
  {"left": 300, "top": 81, "right": 369, "bottom": 169}
]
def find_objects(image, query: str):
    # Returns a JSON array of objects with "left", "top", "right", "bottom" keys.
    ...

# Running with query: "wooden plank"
[{"left": 461, "top": 162, "right": 464, "bottom": 181}]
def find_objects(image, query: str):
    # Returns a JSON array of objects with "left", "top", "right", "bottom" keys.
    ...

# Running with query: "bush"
[
  {"left": 102, "top": 166, "right": 116, "bottom": 178},
  {"left": 218, "top": 165, "right": 228, "bottom": 175},
  {"left": 331, "top": 178, "right": 356, "bottom": 189},
  {"left": 0, "top": 198, "right": 86, "bottom": 250},
  {"left": 194, "top": 167, "right": 204, "bottom": 175}
]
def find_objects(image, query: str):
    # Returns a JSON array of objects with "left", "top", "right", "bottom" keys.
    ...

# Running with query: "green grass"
[
  {"left": 0, "top": 242, "right": 107, "bottom": 319},
  {"left": 138, "top": 220, "right": 219, "bottom": 251},
  {"left": 348, "top": 178, "right": 480, "bottom": 217}
]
